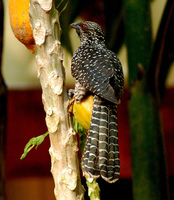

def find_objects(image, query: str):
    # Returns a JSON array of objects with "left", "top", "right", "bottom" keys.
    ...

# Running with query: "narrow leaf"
[{"left": 20, "top": 131, "right": 49, "bottom": 160}]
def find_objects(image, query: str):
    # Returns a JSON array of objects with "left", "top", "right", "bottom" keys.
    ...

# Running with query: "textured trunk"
[{"left": 29, "top": 1, "right": 84, "bottom": 199}]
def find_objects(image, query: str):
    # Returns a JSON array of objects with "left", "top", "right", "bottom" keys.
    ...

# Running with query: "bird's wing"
[{"left": 72, "top": 47, "right": 123, "bottom": 104}]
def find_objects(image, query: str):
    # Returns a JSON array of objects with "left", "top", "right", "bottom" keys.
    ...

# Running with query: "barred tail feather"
[{"left": 82, "top": 95, "right": 120, "bottom": 183}]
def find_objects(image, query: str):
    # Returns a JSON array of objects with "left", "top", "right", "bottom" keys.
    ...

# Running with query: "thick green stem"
[
  {"left": 129, "top": 81, "right": 168, "bottom": 200},
  {"left": 123, "top": 0, "right": 169, "bottom": 199}
]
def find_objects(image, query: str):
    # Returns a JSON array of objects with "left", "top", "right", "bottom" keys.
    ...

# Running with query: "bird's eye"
[{"left": 81, "top": 24, "right": 86, "bottom": 30}]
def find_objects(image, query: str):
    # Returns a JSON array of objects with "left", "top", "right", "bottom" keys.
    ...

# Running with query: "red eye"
[{"left": 81, "top": 24, "right": 86, "bottom": 30}]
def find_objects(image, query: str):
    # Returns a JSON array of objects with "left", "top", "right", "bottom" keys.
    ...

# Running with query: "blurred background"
[{"left": 1, "top": 0, "right": 174, "bottom": 199}]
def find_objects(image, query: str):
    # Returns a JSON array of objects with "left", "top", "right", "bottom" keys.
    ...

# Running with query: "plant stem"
[
  {"left": 29, "top": 1, "right": 84, "bottom": 199},
  {"left": 123, "top": 0, "right": 169, "bottom": 199},
  {"left": 85, "top": 177, "right": 100, "bottom": 200}
]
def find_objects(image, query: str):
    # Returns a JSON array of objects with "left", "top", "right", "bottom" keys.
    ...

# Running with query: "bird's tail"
[{"left": 82, "top": 95, "right": 120, "bottom": 183}]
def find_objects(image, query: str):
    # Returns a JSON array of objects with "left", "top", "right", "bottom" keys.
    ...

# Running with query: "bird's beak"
[{"left": 69, "top": 22, "right": 79, "bottom": 29}]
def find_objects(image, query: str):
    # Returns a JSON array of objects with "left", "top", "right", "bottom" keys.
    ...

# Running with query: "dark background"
[{"left": 5, "top": 89, "right": 174, "bottom": 199}]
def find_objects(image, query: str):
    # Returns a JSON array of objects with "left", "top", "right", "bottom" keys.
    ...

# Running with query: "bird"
[{"left": 69, "top": 21, "right": 124, "bottom": 183}]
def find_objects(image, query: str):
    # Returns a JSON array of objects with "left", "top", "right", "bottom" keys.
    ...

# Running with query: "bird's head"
[{"left": 69, "top": 21, "right": 105, "bottom": 46}]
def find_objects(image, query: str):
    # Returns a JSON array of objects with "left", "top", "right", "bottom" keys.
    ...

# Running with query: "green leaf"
[
  {"left": 20, "top": 131, "right": 49, "bottom": 160},
  {"left": 73, "top": 117, "right": 87, "bottom": 155}
]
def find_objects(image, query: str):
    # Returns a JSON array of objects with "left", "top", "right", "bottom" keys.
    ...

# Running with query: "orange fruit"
[
  {"left": 8, "top": 0, "right": 35, "bottom": 53},
  {"left": 73, "top": 95, "right": 93, "bottom": 130}
]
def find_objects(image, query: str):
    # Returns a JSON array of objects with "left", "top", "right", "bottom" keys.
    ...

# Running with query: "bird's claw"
[{"left": 68, "top": 94, "right": 75, "bottom": 114}]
